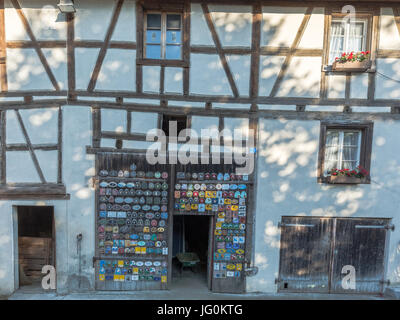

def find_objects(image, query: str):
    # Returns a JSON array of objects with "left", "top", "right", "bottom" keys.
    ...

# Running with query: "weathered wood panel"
[
  {"left": 19, "top": 236, "right": 52, "bottom": 280},
  {"left": 330, "top": 218, "right": 390, "bottom": 294},
  {"left": 278, "top": 216, "right": 332, "bottom": 293}
]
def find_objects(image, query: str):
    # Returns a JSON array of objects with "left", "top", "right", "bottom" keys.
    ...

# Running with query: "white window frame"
[
  {"left": 144, "top": 11, "right": 183, "bottom": 60},
  {"left": 324, "top": 129, "right": 362, "bottom": 175},
  {"left": 329, "top": 19, "right": 368, "bottom": 64}
]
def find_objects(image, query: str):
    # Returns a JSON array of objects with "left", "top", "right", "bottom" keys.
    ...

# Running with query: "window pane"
[
  {"left": 329, "top": 23, "right": 345, "bottom": 63},
  {"left": 342, "top": 160, "right": 358, "bottom": 170},
  {"left": 326, "top": 131, "right": 339, "bottom": 145},
  {"left": 342, "top": 147, "right": 359, "bottom": 162},
  {"left": 167, "top": 14, "right": 181, "bottom": 29},
  {"left": 146, "top": 30, "right": 161, "bottom": 44},
  {"left": 147, "top": 14, "right": 161, "bottom": 28},
  {"left": 331, "top": 22, "right": 345, "bottom": 36},
  {"left": 325, "top": 146, "right": 339, "bottom": 161},
  {"left": 325, "top": 160, "right": 339, "bottom": 173},
  {"left": 166, "top": 30, "right": 181, "bottom": 44},
  {"left": 351, "top": 22, "right": 364, "bottom": 37},
  {"left": 165, "top": 45, "right": 181, "bottom": 59},
  {"left": 146, "top": 44, "right": 161, "bottom": 59},
  {"left": 343, "top": 131, "right": 360, "bottom": 146}
]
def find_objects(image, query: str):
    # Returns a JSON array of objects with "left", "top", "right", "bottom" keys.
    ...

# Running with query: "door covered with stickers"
[
  {"left": 173, "top": 163, "right": 251, "bottom": 294},
  {"left": 95, "top": 153, "right": 171, "bottom": 290}
]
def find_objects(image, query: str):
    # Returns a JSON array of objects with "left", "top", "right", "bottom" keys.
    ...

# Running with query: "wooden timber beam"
[
  {"left": 201, "top": 3, "right": 240, "bottom": 98},
  {"left": 87, "top": 0, "right": 124, "bottom": 92},
  {"left": 0, "top": 0, "right": 7, "bottom": 92},
  {"left": 269, "top": 7, "right": 313, "bottom": 97},
  {"left": 250, "top": 3, "right": 261, "bottom": 101},
  {"left": 14, "top": 109, "right": 46, "bottom": 183},
  {"left": 10, "top": 0, "right": 60, "bottom": 91},
  {"left": 67, "top": 13, "right": 75, "bottom": 99}
]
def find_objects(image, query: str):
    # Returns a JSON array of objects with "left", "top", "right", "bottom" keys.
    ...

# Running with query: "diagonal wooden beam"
[
  {"left": 87, "top": 0, "right": 124, "bottom": 92},
  {"left": 0, "top": 0, "right": 7, "bottom": 92},
  {"left": 393, "top": 7, "right": 400, "bottom": 37},
  {"left": 14, "top": 109, "right": 46, "bottom": 183},
  {"left": 10, "top": 0, "right": 60, "bottom": 91},
  {"left": 250, "top": 3, "right": 262, "bottom": 103},
  {"left": 269, "top": 7, "right": 313, "bottom": 97},
  {"left": 201, "top": 3, "right": 239, "bottom": 98}
]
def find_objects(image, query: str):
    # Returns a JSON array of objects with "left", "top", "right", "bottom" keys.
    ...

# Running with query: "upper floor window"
[
  {"left": 145, "top": 12, "right": 182, "bottom": 60},
  {"left": 329, "top": 19, "right": 368, "bottom": 64}
]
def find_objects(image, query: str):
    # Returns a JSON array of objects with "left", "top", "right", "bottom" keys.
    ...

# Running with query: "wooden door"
[
  {"left": 277, "top": 216, "right": 333, "bottom": 293},
  {"left": 330, "top": 218, "right": 391, "bottom": 294}
]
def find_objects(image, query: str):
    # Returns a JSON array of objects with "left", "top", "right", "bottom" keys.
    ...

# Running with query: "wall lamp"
[{"left": 57, "top": 0, "right": 75, "bottom": 13}]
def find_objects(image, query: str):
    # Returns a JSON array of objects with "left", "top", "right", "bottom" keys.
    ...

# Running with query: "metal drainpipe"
[{"left": 76, "top": 233, "right": 82, "bottom": 289}]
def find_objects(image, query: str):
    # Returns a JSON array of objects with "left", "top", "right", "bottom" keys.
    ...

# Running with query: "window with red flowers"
[
  {"left": 317, "top": 122, "right": 373, "bottom": 184},
  {"left": 324, "top": 12, "right": 375, "bottom": 72}
]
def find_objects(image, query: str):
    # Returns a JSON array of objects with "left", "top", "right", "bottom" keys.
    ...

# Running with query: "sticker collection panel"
[
  {"left": 173, "top": 165, "right": 248, "bottom": 280},
  {"left": 96, "top": 154, "right": 170, "bottom": 287}
]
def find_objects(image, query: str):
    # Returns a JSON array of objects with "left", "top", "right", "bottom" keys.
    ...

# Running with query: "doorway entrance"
[
  {"left": 172, "top": 215, "right": 213, "bottom": 290},
  {"left": 17, "top": 206, "right": 55, "bottom": 289}
]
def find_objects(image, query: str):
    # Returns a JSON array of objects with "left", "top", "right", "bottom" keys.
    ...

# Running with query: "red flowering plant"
[
  {"left": 328, "top": 165, "right": 369, "bottom": 178},
  {"left": 335, "top": 51, "right": 370, "bottom": 63}
]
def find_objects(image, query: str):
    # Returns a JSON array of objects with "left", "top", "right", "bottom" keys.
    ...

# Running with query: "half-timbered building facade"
[{"left": 0, "top": 0, "right": 400, "bottom": 296}]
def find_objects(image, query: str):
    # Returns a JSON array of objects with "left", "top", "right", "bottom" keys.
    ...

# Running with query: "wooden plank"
[
  {"left": 10, "top": 0, "right": 60, "bottom": 91},
  {"left": 368, "top": 9, "right": 380, "bottom": 100},
  {"left": 57, "top": 106, "right": 63, "bottom": 184},
  {"left": 136, "top": 1, "right": 144, "bottom": 93},
  {"left": 67, "top": 13, "right": 76, "bottom": 99},
  {"left": 14, "top": 109, "right": 46, "bottom": 183},
  {"left": 320, "top": 8, "right": 331, "bottom": 99},
  {"left": 269, "top": 7, "right": 313, "bottom": 97},
  {"left": 87, "top": 0, "right": 124, "bottom": 91},
  {"left": 6, "top": 143, "right": 58, "bottom": 151},
  {"left": 160, "top": 66, "right": 165, "bottom": 94},
  {"left": 92, "top": 107, "right": 101, "bottom": 148},
  {"left": 277, "top": 216, "right": 333, "bottom": 293},
  {"left": 250, "top": 4, "right": 261, "bottom": 99},
  {"left": 393, "top": 7, "right": 400, "bottom": 38},
  {"left": 0, "top": 0, "right": 7, "bottom": 91},
  {"left": 183, "top": 0, "right": 191, "bottom": 96},
  {"left": 0, "top": 110, "right": 5, "bottom": 184},
  {"left": 330, "top": 218, "right": 390, "bottom": 294},
  {"left": 201, "top": 3, "right": 239, "bottom": 98}
]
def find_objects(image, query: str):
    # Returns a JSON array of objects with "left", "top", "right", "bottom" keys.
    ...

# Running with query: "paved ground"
[{"left": 3, "top": 270, "right": 394, "bottom": 300}]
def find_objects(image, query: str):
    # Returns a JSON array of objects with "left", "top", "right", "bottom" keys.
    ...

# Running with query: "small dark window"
[
  {"left": 162, "top": 114, "right": 187, "bottom": 136},
  {"left": 318, "top": 122, "right": 373, "bottom": 184}
]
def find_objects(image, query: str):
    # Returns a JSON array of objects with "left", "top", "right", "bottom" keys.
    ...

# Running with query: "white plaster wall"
[
  {"left": 375, "top": 58, "right": 400, "bottom": 99},
  {"left": 208, "top": 5, "right": 252, "bottom": 48},
  {"left": 248, "top": 118, "right": 400, "bottom": 293},
  {"left": 261, "top": 7, "right": 307, "bottom": 47},
  {"left": 62, "top": 106, "right": 95, "bottom": 292},
  {"left": 5, "top": 0, "right": 66, "bottom": 41},
  {"left": 96, "top": 49, "right": 136, "bottom": 91},
  {"left": 6, "top": 108, "right": 59, "bottom": 183},
  {"left": 379, "top": 8, "right": 400, "bottom": 50},
  {"left": 0, "top": 106, "right": 95, "bottom": 295},
  {"left": 189, "top": 53, "right": 232, "bottom": 96}
]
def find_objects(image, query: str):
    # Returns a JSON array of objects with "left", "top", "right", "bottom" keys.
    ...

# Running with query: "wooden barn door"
[
  {"left": 277, "top": 216, "right": 333, "bottom": 293},
  {"left": 278, "top": 216, "right": 392, "bottom": 294},
  {"left": 330, "top": 218, "right": 391, "bottom": 294}
]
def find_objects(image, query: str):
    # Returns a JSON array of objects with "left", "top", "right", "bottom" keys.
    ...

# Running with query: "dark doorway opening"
[
  {"left": 17, "top": 206, "right": 55, "bottom": 288},
  {"left": 172, "top": 215, "right": 211, "bottom": 289}
]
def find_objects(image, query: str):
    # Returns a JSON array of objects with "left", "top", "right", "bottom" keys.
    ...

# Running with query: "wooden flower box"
[
  {"left": 332, "top": 60, "right": 371, "bottom": 72},
  {"left": 327, "top": 175, "right": 367, "bottom": 184}
]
